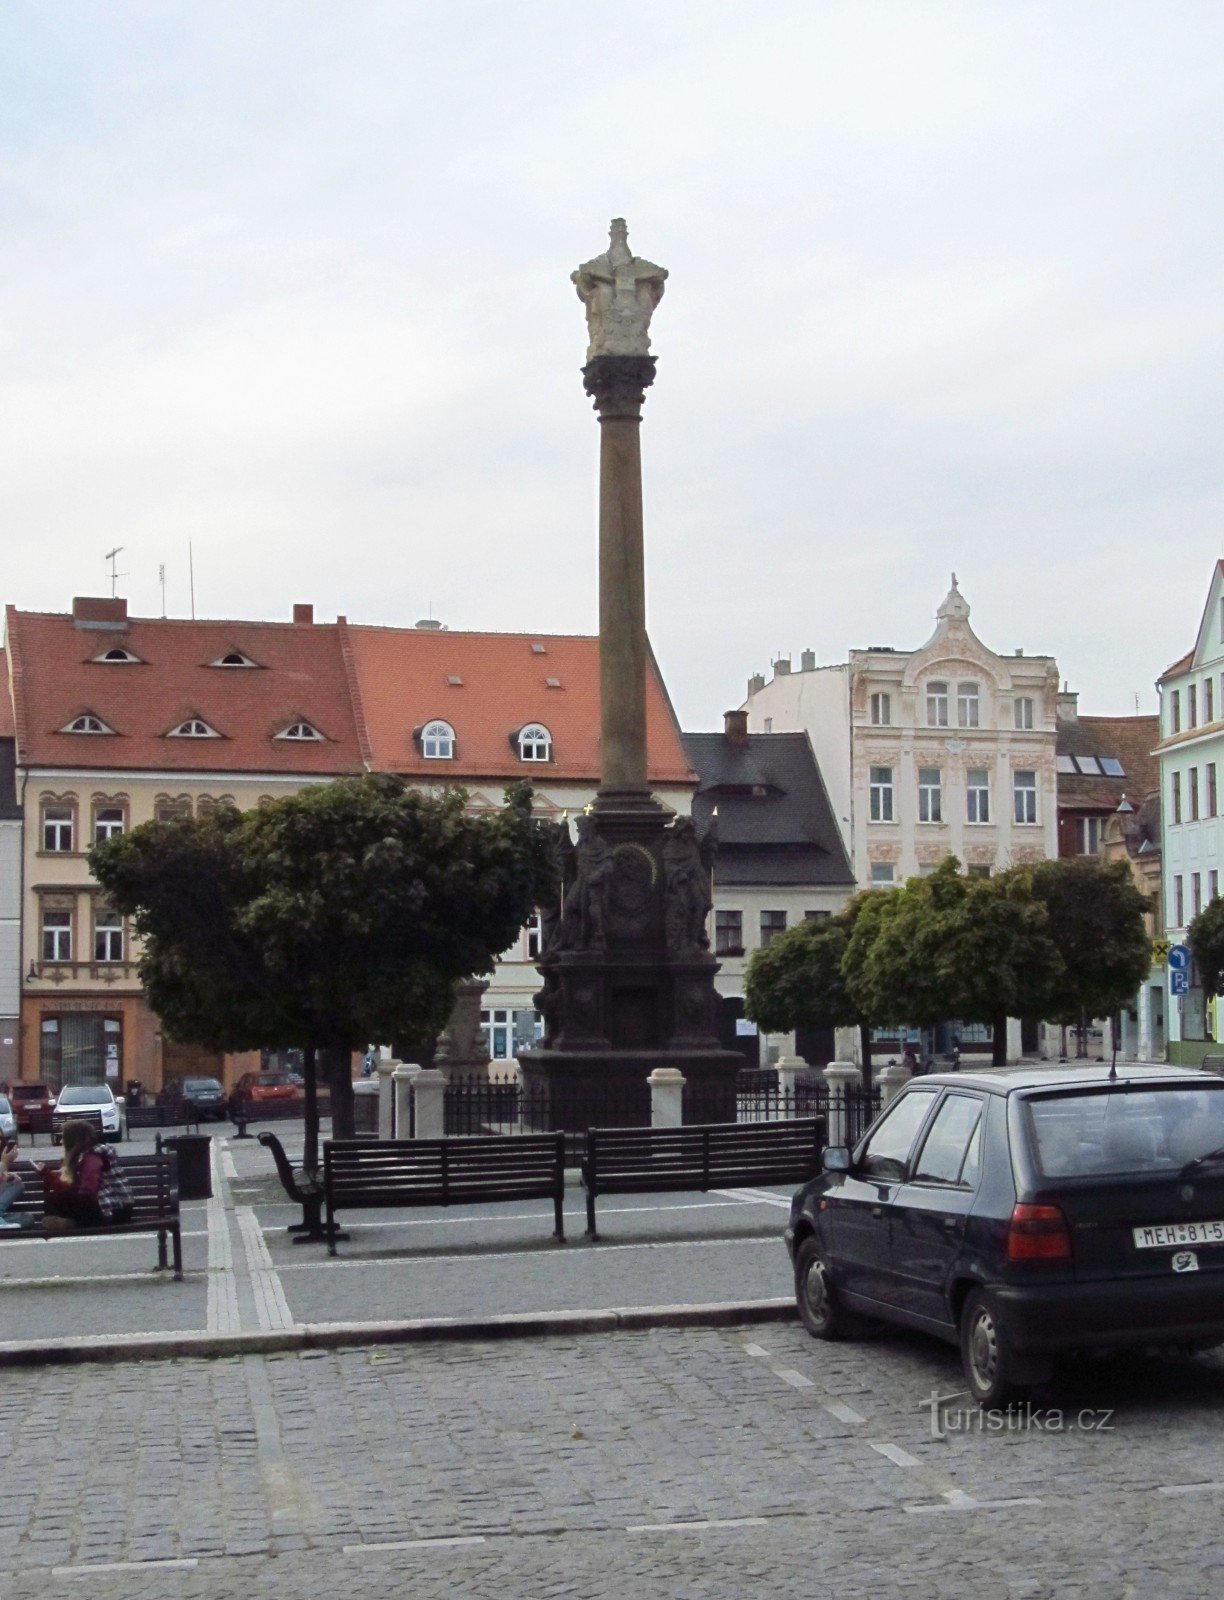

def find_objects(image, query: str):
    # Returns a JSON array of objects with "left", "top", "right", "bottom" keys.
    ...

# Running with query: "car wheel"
[
  {"left": 960, "top": 1289, "right": 1026, "bottom": 1410},
  {"left": 795, "top": 1236, "right": 872, "bottom": 1341}
]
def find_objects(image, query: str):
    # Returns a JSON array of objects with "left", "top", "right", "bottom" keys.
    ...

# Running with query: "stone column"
[
  {"left": 377, "top": 1058, "right": 398, "bottom": 1139},
  {"left": 877, "top": 1059, "right": 912, "bottom": 1108},
  {"left": 583, "top": 355, "right": 656, "bottom": 806},
  {"left": 648, "top": 1066, "right": 685, "bottom": 1128},
  {"left": 392, "top": 1063, "right": 419, "bottom": 1140},
  {"left": 823, "top": 1060, "right": 861, "bottom": 1147},
  {"left": 412, "top": 1067, "right": 447, "bottom": 1141}
]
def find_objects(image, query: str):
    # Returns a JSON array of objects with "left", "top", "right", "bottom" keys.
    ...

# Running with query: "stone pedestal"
[
  {"left": 377, "top": 1058, "right": 398, "bottom": 1139},
  {"left": 823, "top": 1060, "right": 862, "bottom": 1147},
  {"left": 877, "top": 1059, "right": 912, "bottom": 1107},
  {"left": 412, "top": 1068, "right": 447, "bottom": 1141},
  {"left": 648, "top": 1067, "right": 685, "bottom": 1128},
  {"left": 433, "top": 980, "right": 492, "bottom": 1082},
  {"left": 392, "top": 1063, "right": 419, "bottom": 1140}
]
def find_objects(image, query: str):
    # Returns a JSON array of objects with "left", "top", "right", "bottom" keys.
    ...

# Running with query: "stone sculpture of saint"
[
  {"left": 572, "top": 218, "right": 668, "bottom": 361},
  {"left": 663, "top": 817, "right": 712, "bottom": 954}
]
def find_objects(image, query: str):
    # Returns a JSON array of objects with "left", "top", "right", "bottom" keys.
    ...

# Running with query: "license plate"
[{"left": 1133, "top": 1220, "right": 1224, "bottom": 1249}]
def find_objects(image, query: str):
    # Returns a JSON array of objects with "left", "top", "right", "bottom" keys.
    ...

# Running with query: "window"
[
  {"left": 421, "top": 719, "right": 455, "bottom": 760},
  {"left": 913, "top": 1094, "right": 985, "bottom": 1187},
  {"left": 715, "top": 909, "right": 744, "bottom": 955},
  {"left": 1189, "top": 685, "right": 1198, "bottom": 729},
  {"left": 760, "top": 910, "right": 787, "bottom": 946},
  {"left": 966, "top": 768, "right": 990, "bottom": 824},
  {"left": 966, "top": 863, "right": 992, "bottom": 879},
  {"left": 42, "top": 909, "right": 72, "bottom": 963},
  {"left": 870, "top": 862, "right": 895, "bottom": 887},
  {"left": 870, "top": 692, "right": 891, "bottom": 726},
  {"left": 518, "top": 723, "right": 551, "bottom": 762},
  {"left": 1013, "top": 769, "right": 1037, "bottom": 824},
  {"left": 859, "top": 1088, "right": 940, "bottom": 1180},
  {"left": 1212, "top": 870, "right": 1219, "bottom": 903},
  {"left": 155, "top": 796, "right": 192, "bottom": 823},
  {"left": 1075, "top": 755, "right": 1102, "bottom": 775},
  {"left": 1171, "top": 771, "right": 1182, "bottom": 825},
  {"left": 1207, "top": 680, "right": 1215, "bottom": 724},
  {"left": 926, "top": 681, "right": 948, "bottom": 727},
  {"left": 804, "top": 909, "right": 831, "bottom": 923},
  {"left": 60, "top": 713, "right": 114, "bottom": 735},
  {"left": 1193, "top": 873, "right": 1203, "bottom": 918},
  {"left": 1171, "top": 691, "right": 1181, "bottom": 734},
  {"left": 94, "top": 647, "right": 141, "bottom": 664},
  {"left": 524, "top": 912, "right": 542, "bottom": 961},
  {"left": 93, "top": 806, "right": 125, "bottom": 845},
  {"left": 167, "top": 718, "right": 219, "bottom": 739},
  {"left": 957, "top": 682, "right": 980, "bottom": 728},
  {"left": 1014, "top": 697, "right": 1034, "bottom": 730},
  {"left": 1099, "top": 757, "right": 1125, "bottom": 777},
  {"left": 42, "top": 804, "right": 74, "bottom": 853},
  {"left": 275, "top": 721, "right": 324, "bottom": 742},
  {"left": 1055, "top": 754, "right": 1076, "bottom": 775},
  {"left": 1077, "top": 816, "right": 1102, "bottom": 854},
  {"left": 918, "top": 767, "right": 943, "bottom": 824},
  {"left": 869, "top": 766, "right": 894, "bottom": 822},
  {"left": 1174, "top": 875, "right": 1185, "bottom": 927},
  {"left": 93, "top": 910, "right": 124, "bottom": 964},
  {"left": 1189, "top": 768, "right": 1200, "bottom": 821},
  {"left": 1209, "top": 764, "right": 1218, "bottom": 818},
  {"left": 210, "top": 652, "right": 258, "bottom": 668}
]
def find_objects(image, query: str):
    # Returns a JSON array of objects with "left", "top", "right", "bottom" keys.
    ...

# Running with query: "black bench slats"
[
  {"left": 0, "top": 1152, "right": 184, "bottom": 1278},
  {"left": 582, "top": 1118, "right": 824, "bottom": 1237},
  {"left": 323, "top": 1134, "right": 566, "bottom": 1252}
]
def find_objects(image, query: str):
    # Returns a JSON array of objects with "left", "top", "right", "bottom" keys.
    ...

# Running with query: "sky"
[{"left": 3, "top": 0, "right": 1223, "bottom": 729}]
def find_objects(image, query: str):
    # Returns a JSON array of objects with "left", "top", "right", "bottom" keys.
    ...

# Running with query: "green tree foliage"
[
  {"left": 1189, "top": 895, "right": 1224, "bottom": 996},
  {"left": 91, "top": 776, "right": 556, "bottom": 1161}
]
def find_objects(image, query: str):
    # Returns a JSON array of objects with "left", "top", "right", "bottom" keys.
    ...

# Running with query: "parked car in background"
[
  {"left": 180, "top": 1077, "right": 227, "bottom": 1122},
  {"left": 0, "top": 1096, "right": 15, "bottom": 1139},
  {"left": 5, "top": 1082, "right": 55, "bottom": 1132},
  {"left": 51, "top": 1083, "right": 124, "bottom": 1142},
  {"left": 787, "top": 1065, "right": 1224, "bottom": 1408},
  {"left": 228, "top": 1071, "right": 302, "bottom": 1122}
]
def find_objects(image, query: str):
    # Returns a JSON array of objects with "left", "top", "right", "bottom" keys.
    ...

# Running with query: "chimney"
[
  {"left": 415, "top": 618, "right": 444, "bottom": 631},
  {"left": 747, "top": 672, "right": 766, "bottom": 697},
  {"left": 293, "top": 603, "right": 314, "bottom": 625},
  {"left": 71, "top": 596, "right": 128, "bottom": 631},
  {"left": 724, "top": 709, "right": 749, "bottom": 745},
  {"left": 1056, "top": 688, "right": 1078, "bottom": 724},
  {"left": 800, "top": 649, "right": 816, "bottom": 671},
  {"left": 773, "top": 656, "right": 791, "bottom": 676}
]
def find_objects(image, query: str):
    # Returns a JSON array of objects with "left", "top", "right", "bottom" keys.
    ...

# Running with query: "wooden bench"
[
  {"left": 582, "top": 1118, "right": 826, "bottom": 1238},
  {"left": 0, "top": 1147, "right": 184, "bottom": 1279},
  {"left": 323, "top": 1133, "right": 567, "bottom": 1254},
  {"left": 126, "top": 1104, "right": 201, "bottom": 1133}
]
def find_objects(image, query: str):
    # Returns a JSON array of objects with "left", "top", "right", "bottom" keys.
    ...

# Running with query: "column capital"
[{"left": 582, "top": 354, "right": 657, "bottom": 419}]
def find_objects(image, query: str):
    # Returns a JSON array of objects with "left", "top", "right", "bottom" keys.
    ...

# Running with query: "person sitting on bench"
[
  {"left": 0, "top": 1136, "right": 25, "bottom": 1230},
  {"left": 39, "top": 1121, "right": 130, "bottom": 1231}
]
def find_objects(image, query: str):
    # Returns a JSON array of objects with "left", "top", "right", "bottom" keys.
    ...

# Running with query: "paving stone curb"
[{"left": 0, "top": 1297, "right": 798, "bottom": 1368}]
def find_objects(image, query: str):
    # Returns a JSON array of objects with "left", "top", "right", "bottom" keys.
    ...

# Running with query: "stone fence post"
[
  {"left": 776, "top": 1053, "right": 807, "bottom": 1103},
  {"left": 877, "top": 1059, "right": 912, "bottom": 1108},
  {"left": 648, "top": 1067, "right": 685, "bottom": 1128},
  {"left": 823, "top": 1059, "right": 861, "bottom": 1147},
  {"left": 377, "top": 1058, "right": 398, "bottom": 1139},
  {"left": 392, "top": 1063, "right": 419, "bottom": 1140},
  {"left": 411, "top": 1067, "right": 447, "bottom": 1141}
]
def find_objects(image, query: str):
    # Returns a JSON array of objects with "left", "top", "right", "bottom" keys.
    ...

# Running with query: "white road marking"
[
  {"left": 906, "top": 1490, "right": 1043, "bottom": 1514},
  {"left": 627, "top": 1518, "right": 768, "bottom": 1533},
  {"left": 1158, "top": 1483, "right": 1223, "bottom": 1497},
  {"left": 271, "top": 1236, "right": 779, "bottom": 1271},
  {"left": 775, "top": 1367, "right": 814, "bottom": 1388},
  {"left": 236, "top": 1206, "right": 295, "bottom": 1332},
  {"left": 242, "top": 1198, "right": 765, "bottom": 1225},
  {"left": 742, "top": 1342, "right": 770, "bottom": 1357},
  {"left": 715, "top": 1187, "right": 794, "bottom": 1209},
  {"left": 823, "top": 1400, "right": 866, "bottom": 1425},
  {"left": 342, "top": 1536, "right": 486, "bottom": 1553},
  {"left": 0, "top": 1271, "right": 188, "bottom": 1289},
  {"left": 868, "top": 1441, "right": 923, "bottom": 1468},
  {"left": 53, "top": 1559, "right": 199, "bottom": 1575}
]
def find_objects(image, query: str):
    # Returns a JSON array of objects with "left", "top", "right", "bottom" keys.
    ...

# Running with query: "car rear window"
[
  {"left": 260, "top": 1074, "right": 296, "bottom": 1086},
  {"left": 183, "top": 1079, "right": 222, "bottom": 1092},
  {"left": 10, "top": 1086, "right": 45, "bottom": 1101},
  {"left": 1025, "top": 1086, "right": 1224, "bottom": 1177}
]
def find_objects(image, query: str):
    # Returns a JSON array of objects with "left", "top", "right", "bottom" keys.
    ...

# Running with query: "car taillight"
[{"left": 1007, "top": 1203, "right": 1072, "bottom": 1262}]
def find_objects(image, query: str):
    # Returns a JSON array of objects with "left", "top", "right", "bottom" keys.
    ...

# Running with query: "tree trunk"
[
  {"left": 858, "top": 1021, "right": 873, "bottom": 1093},
  {"left": 324, "top": 1044, "right": 356, "bottom": 1139},
  {"left": 302, "top": 1044, "right": 319, "bottom": 1179},
  {"left": 992, "top": 1012, "right": 1008, "bottom": 1067}
]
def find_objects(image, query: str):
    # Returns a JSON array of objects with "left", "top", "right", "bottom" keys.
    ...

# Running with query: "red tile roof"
[
  {"left": 344, "top": 626, "right": 695, "bottom": 785},
  {"left": 1056, "top": 713, "right": 1160, "bottom": 813},
  {"left": 1159, "top": 647, "right": 1195, "bottom": 682},
  {"left": 4, "top": 606, "right": 365, "bottom": 773}
]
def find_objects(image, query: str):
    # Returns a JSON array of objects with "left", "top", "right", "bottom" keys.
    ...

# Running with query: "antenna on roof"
[
  {"left": 104, "top": 546, "right": 126, "bottom": 598},
  {"left": 158, "top": 563, "right": 167, "bottom": 618}
]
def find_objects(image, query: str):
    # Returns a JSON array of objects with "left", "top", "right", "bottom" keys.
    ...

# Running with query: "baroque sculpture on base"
[{"left": 519, "top": 221, "right": 744, "bottom": 1129}]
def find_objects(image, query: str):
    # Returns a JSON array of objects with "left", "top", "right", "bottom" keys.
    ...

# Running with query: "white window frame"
[
  {"left": 61, "top": 714, "right": 113, "bottom": 735},
  {"left": 869, "top": 765, "right": 894, "bottom": 823},
  {"left": 93, "top": 806, "right": 126, "bottom": 845},
  {"left": 715, "top": 909, "right": 744, "bottom": 956},
  {"left": 42, "top": 909, "right": 72, "bottom": 964},
  {"left": 1174, "top": 875, "right": 1185, "bottom": 927},
  {"left": 957, "top": 682, "right": 980, "bottom": 729},
  {"left": 167, "top": 718, "right": 220, "bottom": 739},
  {"left": 93, "top": 910, "right": 124, "bottom": 964},
  {"left": 869, "top": 692, "right": 891, "bottom": 726},
  {"left": 918, "top": 767, "right": 943, "bottom": 824},
  {"left": 759, "top": 909, "right": 787, "bottom": 946},
  {"left": 1013, "top": 697, "right": 1034, "bottom": 730},
  {"left": 421, "top": 720, "right": 456, "bottom": 760},
  {"left": 966, "top": 768, "right": 990, "bottom": 824},
  {"left": 926, "top": 681, "right": 949, "bottom": 728},
  {"left": 1013, "top": 769, "right": 1038, "bottom": 825},
  {"left": 42, "top": 806, "right": 74, "bottom": 853},
  {"left": 275, "top": 721, "right": 324, "bottom": 742},
  {"left": 870, "top": 862, "right": 895, "bottom": 888},
  {"left": 1077, "top": 816, "right": 1102, "bottom": 854},
  {"left": 518, "top": 723, "right": 552, "bottom": 763}
]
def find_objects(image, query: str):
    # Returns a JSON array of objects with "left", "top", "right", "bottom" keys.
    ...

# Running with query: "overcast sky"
[{"left": 4, "top": 1, "right": 1222, "bottom": 728}]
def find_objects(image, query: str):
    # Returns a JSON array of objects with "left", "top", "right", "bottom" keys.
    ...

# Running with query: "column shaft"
[{"left": 598, "top": 412, "right": 649, "bottom": 798}]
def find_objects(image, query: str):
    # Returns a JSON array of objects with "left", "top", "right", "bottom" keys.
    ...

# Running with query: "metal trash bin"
[{"left": 162, "top": 1134, "right": 212, "bottom": 1200}]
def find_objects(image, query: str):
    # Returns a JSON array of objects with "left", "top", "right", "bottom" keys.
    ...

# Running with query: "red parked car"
[
  {"left": 5, "top": 1082, "right": 56, "bottom": 1132},
  {"left": 227, "top": 1071, "right": 302, "bottom": 1123}
]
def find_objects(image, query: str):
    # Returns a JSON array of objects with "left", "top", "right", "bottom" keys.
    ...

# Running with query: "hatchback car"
[
  {"left": 787, "top": 1066, "right": 1224, "bottom": 1407},
  {"left": 228, "top": 1071, "right": 301, "bottom": 1122},
  {"left": 180, "top": 1077, "right": 227, "bottom": 1121},
  {"left": 6, "top": 1082, "right": 55, "bottom": 1131},
  {"left": 52, "top": 1083, "right": 123, "bottom": 1142}
]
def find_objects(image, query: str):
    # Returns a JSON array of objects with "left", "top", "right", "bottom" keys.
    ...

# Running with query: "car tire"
[
  {"left": 794, "top": 1236, "right": 873, "bottom": 1341},
  {"left": 960, "top": 1289, "right": 1026, "bottom": 1410}
]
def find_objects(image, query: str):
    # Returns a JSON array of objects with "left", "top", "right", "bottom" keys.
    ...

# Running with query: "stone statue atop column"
[{"left": 572, "top": 218, "right": 668, "bottom": 361}]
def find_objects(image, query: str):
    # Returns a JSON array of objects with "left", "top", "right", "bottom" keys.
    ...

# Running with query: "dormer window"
[
  {"left": 60, "top": 713, "right": 114, "bottom": 735},
  {"left": 518, "top": 723, "right": 552, "bottom": 763},
  {"left": 167, "top": 717, "right": 220, "bottom": 739},
  {"left": 210, "top": 651, "right": 259, "bottom": 668},
  {"left": 420, "top": 720, "right": 456, "bottom": 760},
  {"left": 93, "top": 648, "right": 142, "bottom": 664},
  {"left": 275, "top": 721, "right": 324, "bottom": 742}
]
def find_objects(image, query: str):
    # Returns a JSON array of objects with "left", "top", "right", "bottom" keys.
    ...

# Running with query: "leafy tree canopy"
[
  {"left": 1188, "top": 895, "right": 1224, "bottom": 996},
  {"left": 744, "top": 911, "right": 856, "bottom": 1036}
]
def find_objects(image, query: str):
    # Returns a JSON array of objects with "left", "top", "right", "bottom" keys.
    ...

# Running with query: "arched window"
[
  {"left": 93, "top": 647, "right": 142, "bottom": 664},
  {"left": 210, "top": 651, "right": 259, "bottom": 668},
  {"left": 518, "top": 723, "right": 551, "bottom": 763},
  {"left": 167, "top": 717, "right": 220, "bottom": 739},
  {"left": 60, "top": 713, "right": 114, "bottom": 735},
  {"left": 274, "top": 721, "right": 324, "bottom": 742},
  {"left": 421, "top": 720, "right": 455, "bottom": 759}
]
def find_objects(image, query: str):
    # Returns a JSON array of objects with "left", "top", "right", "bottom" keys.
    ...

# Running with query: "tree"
[
  {"left": 1189, "top": 896, "right": 1224, "bottom": 997},
  {"left": 744, "top": 896, "right": 879, "bottom": 1086},
  {"left": 91, "top": 776, "right": 556, "bottom": 1168}
]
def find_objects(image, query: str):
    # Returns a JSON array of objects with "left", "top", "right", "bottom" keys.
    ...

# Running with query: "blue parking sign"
[{"left": 1170, "top": 970, "right": 1189, "bottom": 996}]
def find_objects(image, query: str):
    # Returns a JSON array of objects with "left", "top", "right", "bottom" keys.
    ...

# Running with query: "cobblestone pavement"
[{"left": 4, "top": 1322, "right": 1223, "bottom": 1599}]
